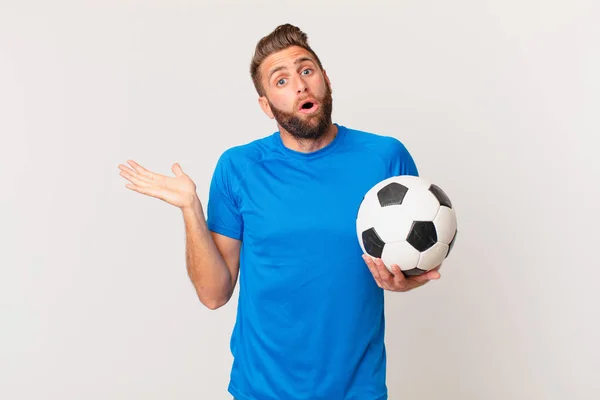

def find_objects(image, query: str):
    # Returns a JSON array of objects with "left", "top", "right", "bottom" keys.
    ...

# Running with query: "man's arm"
[
  {"left": 117, "top": 160, "right": 241, "bottom": 310},
  {"left": 183, "top": 197, "right": 241, "bottom": 310}
]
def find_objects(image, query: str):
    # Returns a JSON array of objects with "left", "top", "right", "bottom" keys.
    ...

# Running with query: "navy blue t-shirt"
[{"left": 206, "top": 123, "right": 418, "bottom": 400}]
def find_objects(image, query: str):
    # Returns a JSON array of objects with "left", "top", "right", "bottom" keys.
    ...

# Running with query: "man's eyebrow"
[
  {"left": 268, "top": 56, "right": 316, "bottom": 80},
  {"left": 294, "top": 56, "right": 315, "bottom": 65}
]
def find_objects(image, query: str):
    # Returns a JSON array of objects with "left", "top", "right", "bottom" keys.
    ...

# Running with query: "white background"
[{"left": 1, "top": 0, "right": 599, "bottom": 399}]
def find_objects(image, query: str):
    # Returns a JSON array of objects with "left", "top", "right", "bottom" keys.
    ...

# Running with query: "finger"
[
  {"left": 362, "top": 255, "right": 384, "bottom": 288},
  {"left": 374, "top": 258, "right": 394, "bottom": 287},
  {"left": 405, "top": 272, "right": 434, "bottom": 289},
  {"left": 388, "top": 264, "right": 413, "bottom": 292},
  {"left": 390, "top": 264, "right": 407, "bottom": 284},
  {"left": 172, "top": 163, "right": 185, "bottom": 177},
  {"left": 118, "top": 163, "right": 138, "bottom": 175},
  {"left": 425, "top": 269, "right": 441, "bottom": 280},
  {"left": 120, "top": 169, "right": 151, "bottom": 187},
  {"left": 414, "top": 268, "right": 441, "bottom": 282},
  {"left": 118, "top": 165, "right": 155, "bottom": 185},
  {"left": 365, "top": 256, "right": 384, "bottom": 288},
  {"left": 127, "top": 160, "right": 159, "bottom": 180},
  {"left": 411, "top": 273, "right": 432, "bottom": 284},
  {"left": 369, "top": 258, "right": 393, "bottom": 291}
]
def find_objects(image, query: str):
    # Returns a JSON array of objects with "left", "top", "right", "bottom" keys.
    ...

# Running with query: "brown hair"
[{"left": 250, "top": 23, "right": 324, "bottom": 96}]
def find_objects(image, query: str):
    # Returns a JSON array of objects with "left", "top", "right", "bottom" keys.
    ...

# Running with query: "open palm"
[{"left": 118, "top": 160, "right": 197, "bottom": 209}]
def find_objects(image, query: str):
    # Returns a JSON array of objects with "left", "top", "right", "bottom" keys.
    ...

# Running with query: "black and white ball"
[{"left": 356, "top": 175, "right": 458, "bottom": 276}]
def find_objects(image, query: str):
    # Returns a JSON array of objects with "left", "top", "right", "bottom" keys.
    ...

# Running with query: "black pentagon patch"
[
  {"left": 402, "top": 267, "right": 426, "bottom": 277},
  {"left": 362, "top": 228, "right": 385, "bottom": 258},
  {"left": 428, "top": 184, "right": 452, "bottom": 208},
  {"left": 407, "top": 221, "right": 437, "bottom": 252},
  {"left": 377, "top": 182, "right": 409, "bottom": 207},
  {"left": 446, "top": 230, "right": 457, "bottom": 258}
]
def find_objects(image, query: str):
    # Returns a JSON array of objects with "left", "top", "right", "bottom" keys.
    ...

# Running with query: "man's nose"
[{"left": 296, "top": 79, "right": 308, "bottom": 93}]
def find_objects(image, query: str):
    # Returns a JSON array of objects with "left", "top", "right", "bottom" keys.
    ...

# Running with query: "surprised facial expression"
[{"left": 258, "top": 46, "right": 333, "bottom": 140}]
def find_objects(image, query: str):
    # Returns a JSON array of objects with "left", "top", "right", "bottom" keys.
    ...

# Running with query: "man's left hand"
[{"left": 362, "top": 255, "right": 441, "bottom": 292}]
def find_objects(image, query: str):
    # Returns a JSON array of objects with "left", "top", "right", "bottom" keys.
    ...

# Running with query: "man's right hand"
[{"left": 118, "top": 160, "right": 198, "bottom": 210}]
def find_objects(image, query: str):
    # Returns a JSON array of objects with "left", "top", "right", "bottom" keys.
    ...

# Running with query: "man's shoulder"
[
  {"left": 218, "top": 132, "right": 275, "bottom": 162},
  {"left": 212, "top": 132, "right": 276, "bottom": 180},
  {"left": 341, "top": 124, "right": 412, "bottom": 158}
]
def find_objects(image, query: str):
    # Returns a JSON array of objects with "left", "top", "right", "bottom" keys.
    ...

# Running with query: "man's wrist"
[{"left": 181, "top": 195, "right": 202, "bottom": 217}]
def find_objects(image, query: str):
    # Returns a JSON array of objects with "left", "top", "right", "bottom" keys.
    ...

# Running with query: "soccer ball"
[{"left": 356, "top": 175, "right": 458, "bottom": 276}]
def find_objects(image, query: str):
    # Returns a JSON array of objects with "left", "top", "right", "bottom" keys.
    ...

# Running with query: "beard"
[{"left": 268, "top": 83, "right": 333, "bottom": 141}]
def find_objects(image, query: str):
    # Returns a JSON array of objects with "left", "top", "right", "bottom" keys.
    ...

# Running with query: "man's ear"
[
  {"left": 323, "top": 69, "right": 332, "bottom": 93},
  {"left": 258, "top": 96, "right": 274, "bottom": 119}
]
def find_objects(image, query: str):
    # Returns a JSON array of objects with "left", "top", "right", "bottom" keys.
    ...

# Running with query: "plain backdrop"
[{"left": 1, "top": 1, "right": 599, "bottom": 399}]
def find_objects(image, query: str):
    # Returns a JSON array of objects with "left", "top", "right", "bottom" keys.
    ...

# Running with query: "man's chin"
[{"left": 271, "top": 101, "right": 332, "bottom": 140}]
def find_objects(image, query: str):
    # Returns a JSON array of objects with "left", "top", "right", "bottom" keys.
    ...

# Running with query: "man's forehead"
[{"left": 262, "top": 47, "right": 316, "bottom": 76}]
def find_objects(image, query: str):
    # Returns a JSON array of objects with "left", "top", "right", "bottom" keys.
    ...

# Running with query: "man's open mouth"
[{"left": 298, "top": 100, "right": 319, "bottom": 113}]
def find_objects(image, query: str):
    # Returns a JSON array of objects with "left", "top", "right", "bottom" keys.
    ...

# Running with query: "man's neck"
[{"left": 279, "top": 123, "right": 338, "bottom": 153}]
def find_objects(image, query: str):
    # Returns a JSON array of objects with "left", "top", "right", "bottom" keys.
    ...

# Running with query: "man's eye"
[
  {"left": 277, "top": 78, "right": 286, "bottom": 86},
  {"left": 302, "top": 69, "right": 312, "bottom": 75}
]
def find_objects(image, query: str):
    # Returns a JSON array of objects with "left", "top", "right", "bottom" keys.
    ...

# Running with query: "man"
[{"left": 118, "top": 23, "right": 441, "bottom": 400}]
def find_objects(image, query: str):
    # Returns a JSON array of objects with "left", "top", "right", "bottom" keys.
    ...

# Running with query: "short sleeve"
[
  {"left": 389, "top": 138, "right": 419, "bottom": 177},
  {"left": 206, "top": 151, "right": 243, "bottom": 240}
]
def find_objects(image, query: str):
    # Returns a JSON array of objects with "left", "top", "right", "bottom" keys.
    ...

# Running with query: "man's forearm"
[{"left": 182, "top": 197, "right": 232, "bottom": 309}]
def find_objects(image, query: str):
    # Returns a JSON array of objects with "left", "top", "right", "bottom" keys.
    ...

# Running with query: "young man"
[{"left": 118, "top": 23, "right": 441, "bottom": 400}]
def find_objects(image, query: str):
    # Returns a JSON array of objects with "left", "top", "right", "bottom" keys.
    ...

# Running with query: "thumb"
[
  {"left": 426, "top": 270, "right": 441, "bottom": 280},
  {"left": 411, "top": 270, "right": 437, "bottom": 284},
  {"left": 172, "top": 163, "right": 184, "bottom": 177}
]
